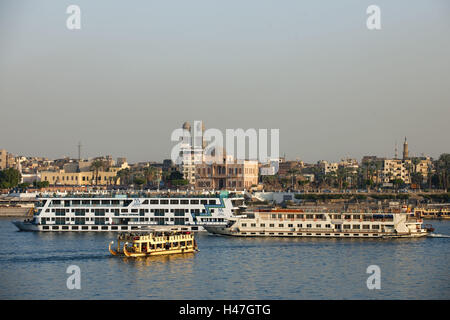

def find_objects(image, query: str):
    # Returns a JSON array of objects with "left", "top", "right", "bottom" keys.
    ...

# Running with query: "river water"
[{"left": 0, "top": 218, "right": 448, "bottom": 299}]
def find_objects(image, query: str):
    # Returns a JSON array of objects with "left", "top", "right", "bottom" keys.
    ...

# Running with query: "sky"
[{"left": 0, "top": 0, "right": 449, "bottom": 163}]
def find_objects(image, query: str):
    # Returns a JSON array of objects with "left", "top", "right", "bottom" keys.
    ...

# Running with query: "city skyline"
[
  {"left": 1, "top": 0, "right": 449, "bottom": 163},
  {"left": 0, "top": 133, "right": 443, "bottom": 164}
]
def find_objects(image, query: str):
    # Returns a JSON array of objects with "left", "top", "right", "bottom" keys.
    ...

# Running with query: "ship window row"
[
  {"left": 241, "top": 223, "right": 377, "bottom": 229},
  {"left": 49, "top": 199, "right": 217, "bottom": 206},
  {"left": 47, "top": 208, "right": 206, "bottom": 215},
  {"left": 343, "top": 224, "right": 379, "bottom": 229},
  {"left": 269, "top": 214, "right": 326, "bottom": 220},
  {"left": 41, "top": 217, "right": 195, "bottom": 224},
  {"left": 264, "top": 213, "right": 393, "bottom": 221}
]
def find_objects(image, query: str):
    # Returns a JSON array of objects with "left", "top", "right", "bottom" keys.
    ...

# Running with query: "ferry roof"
[{"left": 37, "top": 193, "right": 243, "bottom": 199}]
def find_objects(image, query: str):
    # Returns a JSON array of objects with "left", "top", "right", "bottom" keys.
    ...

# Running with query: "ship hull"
[
  {"left": 12, "top": 222, "right": 208, "bottom": 232},
  {"left": 204, "top": 225, "right": 429, "bottom": 239},
  {"left": 12, "top": 221, "right": 40, "bottom": 232}
]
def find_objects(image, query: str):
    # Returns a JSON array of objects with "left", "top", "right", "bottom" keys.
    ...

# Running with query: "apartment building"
[
  {"left": 0, "top": 149, "right": 16, "bottom": 170},
  {"left": 0, "top": 149, "right": 6, "bottom": 170},
  {"left": 318, "top": 160, "right": 339, "bottom": 174},
  {"left": 381, "top": 159, "right": 412, "bottom": 184}
]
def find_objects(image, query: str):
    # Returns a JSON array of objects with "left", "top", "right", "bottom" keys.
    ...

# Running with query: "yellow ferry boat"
[{"left": 109, "top": 230, "right": 198, "bottom": 257}]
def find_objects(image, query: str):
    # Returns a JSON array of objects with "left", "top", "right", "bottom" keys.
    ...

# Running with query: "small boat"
[{"left": 109, "top": 229, "right": 199, "bottom": 257}]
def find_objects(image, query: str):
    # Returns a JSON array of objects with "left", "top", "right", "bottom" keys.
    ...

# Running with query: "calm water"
[{"left": 0, "top": 218, "right": 449, "bottom": 299}]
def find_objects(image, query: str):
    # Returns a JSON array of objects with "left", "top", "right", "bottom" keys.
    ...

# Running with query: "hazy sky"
[{"left": 0, "top": 0, "right": 449, "bottom": 163}]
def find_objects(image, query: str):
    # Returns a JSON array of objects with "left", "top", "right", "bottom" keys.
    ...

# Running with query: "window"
[
  {"left": 174, "top": 209, "right": 185, "bottom": 217},
  {"left": 279, "top": 224, "right": 284, "bottom": 227},
  {"left": 94, "top": 209, "right": 105, "bottom": 216}
]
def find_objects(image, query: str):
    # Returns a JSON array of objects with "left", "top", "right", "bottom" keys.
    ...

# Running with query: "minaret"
[{"left": 402, "top": 137, "right": 409, "bottom": 160}]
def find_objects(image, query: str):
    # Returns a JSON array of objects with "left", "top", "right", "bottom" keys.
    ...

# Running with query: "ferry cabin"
[{"left": 24, "top": 196, "right": 242, "bottom": 232}]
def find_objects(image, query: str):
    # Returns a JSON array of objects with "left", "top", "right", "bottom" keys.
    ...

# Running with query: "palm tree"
[
  {"left": 435, "top": 154, "right": 450, "bottom": 192},
  {"left": 375, "top": 161, "right": 382, "bottom": 187},
  {"left": 117, "top": 168, "right": 131, "bottom": 186},
  {"left": 287, "top": 168, "right": 300, "bottom": 190},
  {"left": 90, "top": 160, "right": 104, "bottom": 185},
  {"left": 427, "top": 163, "right": 433, "bottom": 190},
  {"left": 144, "top": 166, "right": 159, "bottom": 187}
]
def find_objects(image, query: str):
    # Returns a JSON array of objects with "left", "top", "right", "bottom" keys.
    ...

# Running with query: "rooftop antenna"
[{"left": 78, "top": 141, "right": 82, "bottom": 161}]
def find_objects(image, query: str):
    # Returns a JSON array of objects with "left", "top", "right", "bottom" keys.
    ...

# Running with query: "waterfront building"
[
  {"left": 40, "top": 169, "right": 119, "bottom": 186},
  {"left": 277, "top": 160, "right": 304, "bottom": 176},
  {"left": 177, "top": 121, "right": 206, "bottom": 186},
  {"left": 338, "top": 158, "right": 359, "bottom": 174},
  {"left": 0, "top": 149, "right": 6, "bottom": 170},
  {"left": 381, "top": 159, "right": 412, "bottom": 184},
  {"left": 195, "top": 150, "right": 259, "bottom": 190},
  {"left": 318, "top": 160, "right": 339, "bottom": 174},
  {"left": 413, "top": 156, "right": 433, "bottom": 181},
  {"left": 0, "top": 149, "right": 16, "bottom": 170}
]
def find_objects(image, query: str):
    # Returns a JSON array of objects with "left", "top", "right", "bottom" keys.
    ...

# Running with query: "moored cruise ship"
[
  {"left": 204, "top": 207, "right": 431, "bottom": 238},
  {"left": 12, "top": 194, "right": 244, "bottom": 232}
]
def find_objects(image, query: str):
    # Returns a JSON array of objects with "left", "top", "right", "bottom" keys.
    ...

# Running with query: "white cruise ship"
[
  {"left": 12, "top": 194, "right": 244, "bottom": 232},
  {"left": 204, "top": 207, "right": 432, "bottom": 238}
]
